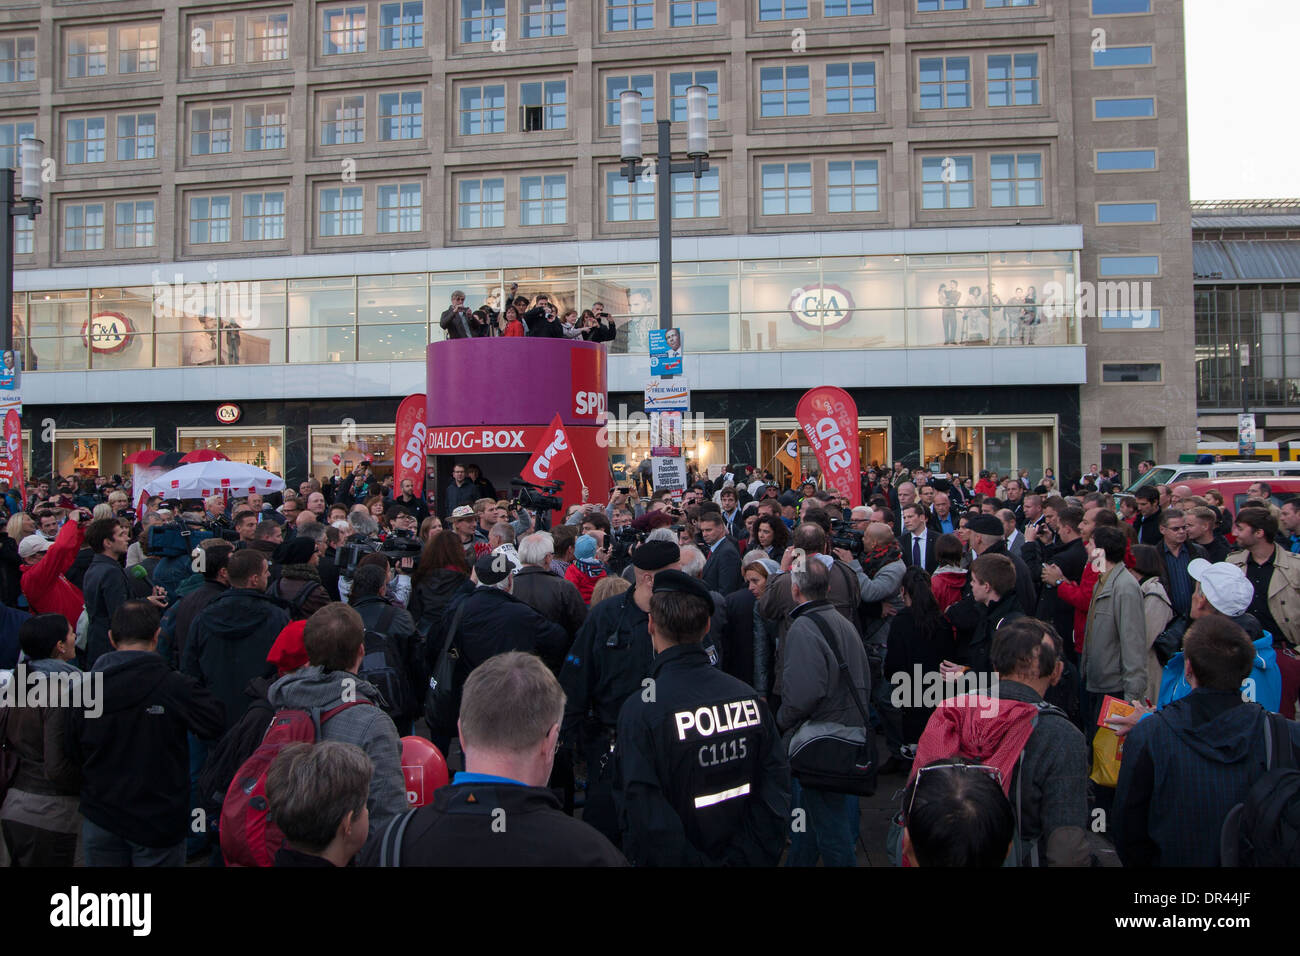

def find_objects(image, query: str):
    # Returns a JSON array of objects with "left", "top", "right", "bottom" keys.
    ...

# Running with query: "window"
[
  {"left": 67, "top": 29, "right": 108, "bottom": 78},
  {"left": 522, "top": 0, "right": 566, "bottom": 37},
  {"left": 607, "top": 0, "right": 654, "bottom": 30},
  {"left": 1093, "top": 45, "right": 1152, "bottom": 67},
  {"left": 65, "top": 117, "right": 106, "bottom": 165},
  {"left": 323, "top": 6, "right": 367, "bottom": 55},
  {"left": 64, "top": 203, "right": 106, "bottom": 251},
  {"left": 1098, "top": 255, "right": 1158, "bottom": 277},
  {"left": 116, "top": 113, "right": 156, "bottom": 161},
  {"left": 1095, "top": 97, "right": 1156, "bottom": 119},
  {"left": 321, "top": 95, "right": 366, "bottom": 145},
  {"left": 191, "top": 18, "right": 234, "bottom": 67},
  {"left": 460, "top": 85, "right": 506, "bottom": 135},
  {"left": 986, "top": 0, "right": 1036, "bottom": 6},
  {"left": 117, "top": 25, "right": 159, "bottom": 73},
  {"left": 825, "top": 0, "right": 873, "bottom": 14},
  {"left": 758, "top": 0, "right": 808, "bottom": 18},
  {"left": 921, "top": 155, "right": 973, "bottom": 208},
  {"left": 828, "top": 159, "right": 879, "bottom": 212},
  {"left": 242, "top": 192, "right": 286, "bottom": 241},
  {"left": 191, "top": 107, "right": 232, "bottom": 155},
  {"left": 1091, "top": 0, "right": 1150, "bottom": 13},
  {"left": 606, "top": 170, "right": 654, "bottom": 221},
  {"left": 760, "top": 162, "right": 812, "bottom": 215},
  {"left": 245, "top": 103, "right": 288, "bottom": 151},
  {"left": 458, "top": 178, "right": 506, "bottom": 228},
  {"left": 521, "top": 80, "right": 567, "bottom": 131},
  {"left": 320, "top": 186, "right": 364, "bottom": 236},
  {"left": 0, "top": 121, "right": 35, "bottom": 169},
  {"left": 672, "top": 168, "right": 720, "bottom": 218},
  {"left": 1102, "top": 362, "right": 1161, "bottom": 383},
  {"left": 987, "top": 53, "right": 1038, "bottom": 106},
  {"left": 918, "top": 0, "right": 967, "bottom": 9},
  {"left": 759, "top": 65, "right": 810, "bottom": 117},
  {"left": 247, "top": 13, "right": 290, "bottom": 61},
  {"left": 461, "top": 0, "right": 506, "bottom": 42},
  {"left": 670, "top": 1, "right": 717, "bottom": 25},
  {"left": 1097, "top": 202, "right": 1157, "bottom": 224},
  {"left": 0, "top": 35, "right": 36, "bottom": 83},
  {"left": 1096, "top": 148, "right": 1156, "bottom": 171},
  {"left": 379, "top": 91, "right": 423, "bottom": 140},
  {"left": 378, "top": 183, "right": 421, "bottom": 232},
  {"left": 1101, "top": 309, "right": 1161, "bottom": 330},
  {"left": 14, "top": 215, "right": 32, "bottom": 255},
  {"left": 826, "top": 62, "right": 876, "bottom": 113},
  {"left": 670, "top": 71, "right": 719, "bottom": 121},
  {"left": 189, "top": 196, "right": 231, "bottom": 243},
  {"left": 521, "top": 174, "right": 567, "bottom": 225},
  {"left": 380, "top": 2, "right": 424, "bottom": 48},
  {"left": 606, "top": 75, "right": 654, "bottom": 124},
  {"left": 990, "top": 153, "right": 1042, "bottom": 206},
  {"left": 114, "top": 200, "right": 155, "bottom": 248},
  {"left": 919, "top": 57, "right": 970, "bottom": 109}
]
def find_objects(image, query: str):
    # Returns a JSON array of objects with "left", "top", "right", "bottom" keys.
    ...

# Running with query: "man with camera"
[
  {"left": 439, "top": 291, "right": 483, "bottom": 340},
  {"left": 524, "top": 294, "right": 564, "bottom": 338}
]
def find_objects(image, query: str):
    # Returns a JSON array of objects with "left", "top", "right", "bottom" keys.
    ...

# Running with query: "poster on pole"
[
  {"left": 645, "top": 380, "right": 690, "bottom": 412},
  {"left": 648, "top": 328, "right": 684, "bottom": 377},
  {"left": 1238, "top": 413, "right": 1257, "bottom": 457},
  {"left": 650, "top": 411, "right": 683, "bottom": 457},
  {"left": 652, "top": 456, "right": 687, "bottom": 492}
]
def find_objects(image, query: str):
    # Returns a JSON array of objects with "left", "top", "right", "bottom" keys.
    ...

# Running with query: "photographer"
[
  {"left": 439, "top": 291, "right": 483, "bottom": 340},
  {"left": 528, "top": 295, "right": 565, "bottom": 339}
]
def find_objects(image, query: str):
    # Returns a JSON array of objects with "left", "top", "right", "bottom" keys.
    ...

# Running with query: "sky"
[{"left": 1185, "top": 0, "right": 1300, "bottom": 200}]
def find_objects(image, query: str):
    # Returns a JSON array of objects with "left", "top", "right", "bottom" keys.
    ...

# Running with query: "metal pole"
[
  {"left": 0, "top": 168, "right": 14, "bottom": 352},
  {"left": 656, "top": 120, "right": 672, "bottom": 332}
]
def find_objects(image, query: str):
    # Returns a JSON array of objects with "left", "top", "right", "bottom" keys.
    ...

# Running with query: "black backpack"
[
  {"left": 270, "top": 579, "right": 321, "bottom": 622},
  {"left": 358, "top": 605, "right": 413, "bottom": 721},
  {"left": 1220, "top": 712, "right": 1300, "bottom": 866}
]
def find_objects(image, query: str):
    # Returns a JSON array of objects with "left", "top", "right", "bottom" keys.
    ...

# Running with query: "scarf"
[{"left": 861, "top": 543, "right": 901, "bottom": 578}]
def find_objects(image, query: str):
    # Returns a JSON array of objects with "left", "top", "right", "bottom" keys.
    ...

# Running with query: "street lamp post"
[
  {"left": 1, "top": 136, "right": 45, "bottom": 352},
  {"left": 618, "top": 86, "right": 710, "bottom": 332}
]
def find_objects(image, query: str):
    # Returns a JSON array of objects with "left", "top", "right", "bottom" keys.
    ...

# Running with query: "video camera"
[
  {"left": 509, "top": 478, "right": 564, "bottom": 513},
  {"left": 337, "top": 529, "right": 423, "bottom": 580},
  {"left": 829, "top": 518, "right": 864, "bottom": 557}
]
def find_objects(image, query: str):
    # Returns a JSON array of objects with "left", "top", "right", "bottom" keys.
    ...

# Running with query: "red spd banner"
[
  {"left": 395, "top": 393, "right": 427, "bottom": 496},
  {"left": 520, "top": 414, "right": 574, "bottom": 485},
  {"left": 795, "top": 386, "right": 861, "bottom": 508},
  {"left": 0, "top": 410, "right": 24, "bottom": 508}
]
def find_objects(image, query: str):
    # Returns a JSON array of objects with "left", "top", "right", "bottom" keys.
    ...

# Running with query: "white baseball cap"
[
  {"left": 1188, "top": 559, "right": 1255, "bottom": 618},
  {"left": 18, "top": 534, "right": 51, "bottom": 560}
]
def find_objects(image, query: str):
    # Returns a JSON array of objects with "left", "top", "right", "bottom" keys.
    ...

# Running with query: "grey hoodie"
[{"left": 266, "top": 665, "right": 408, "bottom": 846}]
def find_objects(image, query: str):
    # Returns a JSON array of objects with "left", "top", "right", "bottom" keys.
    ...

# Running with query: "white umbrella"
[{"left": 142, "top": 461, "right": 285, "bottom": 499}]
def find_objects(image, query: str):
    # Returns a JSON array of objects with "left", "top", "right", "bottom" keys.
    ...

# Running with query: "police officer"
[
  {"left": 613, "top": 569, "right": 790, "bottom": 866},
  {"left": 560, "top": 540, "right": 682, "bottom": 845}
]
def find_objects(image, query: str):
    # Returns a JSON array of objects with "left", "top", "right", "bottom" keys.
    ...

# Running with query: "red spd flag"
[
  {"left": 0, "top": 410, "right": 25, "bottom": 509},
  {"left": 520, "top": 413, "right": 574, "bottom": 485},
  {"left": 394, "top": 393, "right": 428, "bottom": 495},
  {"left": 795, "top": 386, "right": 861, "bottom": 508}
]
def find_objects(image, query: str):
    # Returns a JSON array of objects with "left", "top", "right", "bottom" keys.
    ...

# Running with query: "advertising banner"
[
  {"left": 795, "top": 386, "right": 862, "bottom": 507},
  {"left": 395, "top": 393, "right": 428, "bottom": 495},
  {"left": 648, "top": 328, "right": 684, "bottom": 377},
  {"left": 644, "top": 380, "right": 691, "bottom": 412}
]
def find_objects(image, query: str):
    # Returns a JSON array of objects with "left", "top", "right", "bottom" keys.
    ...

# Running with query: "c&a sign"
[
  {"left": 788, "top": 284, "right": 854, "bottom": 331},
  {"left": 82, "top": 312, "right": 135, "bottom": 353}
]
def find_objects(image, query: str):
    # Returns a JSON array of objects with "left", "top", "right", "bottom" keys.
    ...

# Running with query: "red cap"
[{"left": 267, "top": 620, "right": 309, "bottom": 676}]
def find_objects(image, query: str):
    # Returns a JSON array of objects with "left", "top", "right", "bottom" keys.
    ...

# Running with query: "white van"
[{"left": 1123, "top": 461, "right": 1300, "bottom": 495}]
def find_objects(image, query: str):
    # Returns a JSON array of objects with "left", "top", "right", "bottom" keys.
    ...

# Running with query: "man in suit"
[
  {"left": 699, "top": 511, "right": 743, "bottom": 595},
  {"left": 999, "top": 509, "right": 1025, "bottom": 558},
  {"left": 900, "top": 503, "right": 938, "bottom": 574}
]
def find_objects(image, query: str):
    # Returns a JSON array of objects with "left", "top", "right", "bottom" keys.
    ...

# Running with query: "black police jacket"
[
  {"left": 613, "top": 643, "right": 790, "bottom": 866},
  {"left": 560, "top": 590, "right": 722, "bottom": 741}
]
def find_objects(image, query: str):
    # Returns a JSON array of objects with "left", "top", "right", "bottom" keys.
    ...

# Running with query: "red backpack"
[{"left": 219, "top": 701, "right": 373, "bottom": 867}]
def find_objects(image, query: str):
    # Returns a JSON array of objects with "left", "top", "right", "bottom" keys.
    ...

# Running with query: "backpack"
[
  {"left": 358, "top": 605, "right": 413, "bottom": 721},
  {"left": 219, "top": 700, "right": 374, "bottom": 867},
  {"left": 1220, "top": 712, "right": 1300, "bottom": 866},
  {"left": 270, "top": 579, "right": 321, "bottom": 622}
]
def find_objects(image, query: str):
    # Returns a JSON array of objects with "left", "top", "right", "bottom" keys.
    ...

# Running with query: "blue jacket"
[
  {"left": 1158, "top": 634, "right": 1282, "bottom": 713},
  {"left": 1113, "top": 688, "right": 1300, "bottom": 866}
]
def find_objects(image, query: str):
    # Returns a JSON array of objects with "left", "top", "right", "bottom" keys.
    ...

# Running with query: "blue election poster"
[{"left": 648, "top": 328, "right": 683, "bottom": 377}]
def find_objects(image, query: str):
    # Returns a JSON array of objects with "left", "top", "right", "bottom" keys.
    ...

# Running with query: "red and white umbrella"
[
  {"left": 179, "top": 449, "right": 230, "bottom": 463},
  {"left": 142, "top": 460, "right": 285, "bottom": 499}
]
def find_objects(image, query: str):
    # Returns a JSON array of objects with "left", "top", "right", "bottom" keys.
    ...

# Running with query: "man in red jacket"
[{"left": 19, "top": 510, "right": 88, "bottom": 628}]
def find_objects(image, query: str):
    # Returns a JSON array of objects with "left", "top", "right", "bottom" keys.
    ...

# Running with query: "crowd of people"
[
  {"left": 438, "top": 285, "right": 618, "bottom": 343},
  {"left": 2, "top": 455, "right": 1298, "bottom": 869}
]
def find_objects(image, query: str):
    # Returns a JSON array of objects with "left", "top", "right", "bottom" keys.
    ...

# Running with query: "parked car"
[{"left": 1123, "top": 461, "right": 1300, "bottom": 495}]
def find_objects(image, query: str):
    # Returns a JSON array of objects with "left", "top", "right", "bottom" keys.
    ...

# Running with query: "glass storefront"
[
  {"left": 18, "top": 250, "right": 1081, "bottom": 370},
  {"left": 177, "top": 428, "right": 285, "bottom": 473},
  {"left": 309, "top": 425, "right": 395, "bottom": 484},
  {"left": 758, "top": 420, "right": 890, "bottom": 489},
  {"left": 605, "top": 418, "right": 728, "bottom": 489},
  {"left": 54, "top": 429, "right": 154, "bottom": 478},
  {"left": 920, "top": 416, "right": 1056, "bottom": 482},
  {"left": 1100, "top": 434, "right": 1156, "bottom": 487}
]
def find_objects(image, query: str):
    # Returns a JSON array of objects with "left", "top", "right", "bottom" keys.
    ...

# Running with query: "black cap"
[
  {"left": 280, "top": 537, "right": 318, "bottom": 566},
  {"left": 967, "top": 514, "right": 1004, "bottom": 536},
  {"left": 778, "top": 491, "right": 797, "bottom": 507},
  {"left": 651, "top": 568, "right": 714, "bottom": 606},
  {"left": 632, "top": 540, "right": 680, "bottom": 571},
  {"left": 475, "top": 552, "right": 515, "bottom": 585}
]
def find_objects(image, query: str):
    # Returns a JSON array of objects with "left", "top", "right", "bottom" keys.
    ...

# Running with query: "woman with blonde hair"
[
  {"left": 590, "top": 574, "right": 630, "bottom": 605},
  {"left": 734, "top": 551, "right": 781, "bottom": 698}
]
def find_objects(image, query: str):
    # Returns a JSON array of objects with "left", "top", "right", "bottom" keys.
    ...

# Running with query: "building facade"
[{"left": 3, "top": 0, "right": 1191, "bottom": 492}]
